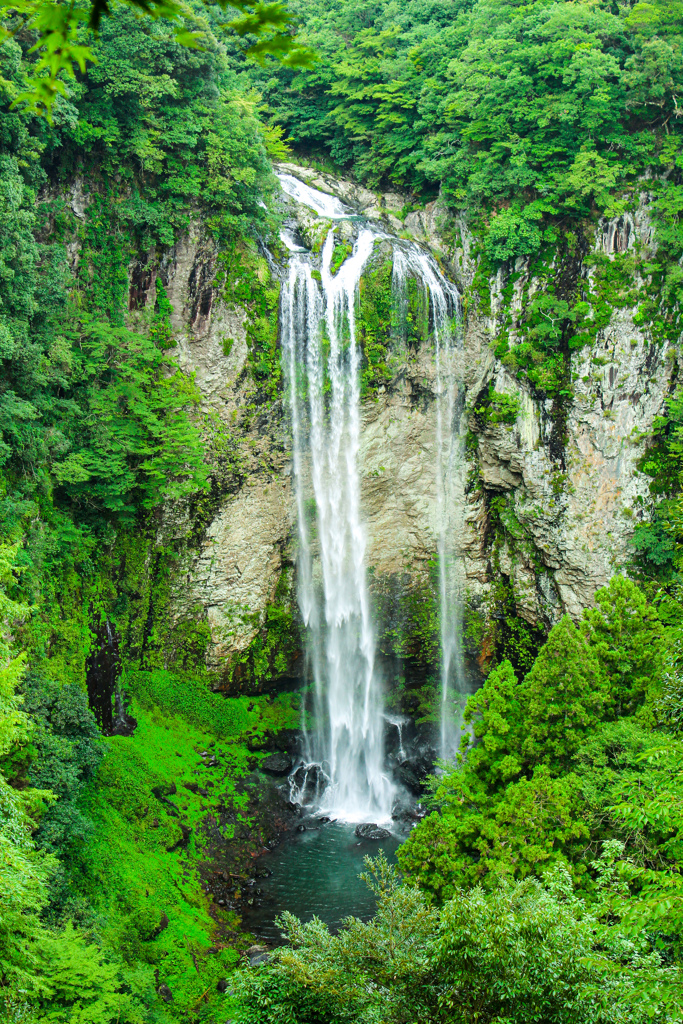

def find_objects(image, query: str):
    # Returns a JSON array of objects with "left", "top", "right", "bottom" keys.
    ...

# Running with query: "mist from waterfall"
[{"left": 279, "top": 172, "right": 466, "bottom": 820}]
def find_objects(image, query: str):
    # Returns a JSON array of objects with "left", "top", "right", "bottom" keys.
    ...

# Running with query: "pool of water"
[{"left": 241, "top": 820, "right": 404, "bottom": 944}]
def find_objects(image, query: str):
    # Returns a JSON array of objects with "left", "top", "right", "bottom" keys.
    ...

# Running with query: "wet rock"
[
  {"left": 391, "top": 796, "right": 419, "bottom": 823},
  {"left": 296, "top": 823, "right": 306, "bottom": 833},
  {"left": 111, "top": 688, "right": 137, "bottom": 737},
  {"left": 166, "top": 824, "right": 192, "bottom": 852},
  {"left": 394, "top": 763, "right": 422, "bottom": 794},
  {"left": 153, "top": 912, "right": 170, "bottom": 937},
  {"left": 261, "top": 751, "right": 293, "bottom": 776},
  {"left": 158, "top": 984, "right": 173, "bottom": 1003},
  {"left": 290, "top": 762, "right": 328, "bottom": 803},
  {"left": 247, "top": 945, "right": 269, "bottom": 967},
  {"left": 355, "top": 823, "right": 392, "bottom": 840},
  {"left": 318, "top": 816, "right": 331, "bottom": 824},
  {"left": 393, "top": 757, "right": 430, "bottom": 795}
]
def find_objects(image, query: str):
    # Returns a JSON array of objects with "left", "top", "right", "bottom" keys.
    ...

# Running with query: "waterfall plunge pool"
[{"left": 241, "top": 819, "right": 404, "bottom": 944}]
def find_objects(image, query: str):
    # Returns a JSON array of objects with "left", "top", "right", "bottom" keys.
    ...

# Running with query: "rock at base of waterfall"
[
  {"left": 393, "top": 757, "right": 431, "bottom": 795},
  {"left": 391, "top": 795, "right": 420, "bottom": 823},
  {"left": 354, "top": 823, "right": 392, "bottom": 840},
  {"left": 290, "top": 762, "right": 328, "bottom": 804},
  {"left": 261, "top": 751, "right": 293, "bottom": 775}
]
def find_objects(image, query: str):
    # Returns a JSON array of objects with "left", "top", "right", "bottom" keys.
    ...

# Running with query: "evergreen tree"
[
  {"left": 581, "top": 576, "right": 664, "bottom": 716},
  {"left": 522, "top": 616, "right": 605, "bottom": 769}
]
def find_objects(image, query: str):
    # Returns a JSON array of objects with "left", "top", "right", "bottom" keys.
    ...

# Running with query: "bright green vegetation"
[
  {"left": 231, "top": 576, "right": 683, "bottom": 1021},
  {"left": 1, "top": 0, "right": 314, "bottom": 116},
  {"left": 632, "top": 390, "right": 683, "bottom": 590},
  {"left": 474, "top": 386, "right": 521, "bottom": 426},
  {"left": 229, "top": 852, "right": 666, "bottom": 1023},
  {"left": 0, "top": 6, "right": 300, "bottom": 1021},
  {"left": 254, "top": 0, "right": 683, "bottom": 260},
  {"left": 250, "top": 0, "right": 683, "bottom": 407}
]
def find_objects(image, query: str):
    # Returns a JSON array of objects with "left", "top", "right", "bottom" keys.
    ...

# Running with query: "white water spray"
[
  {"left": 279, "top": 182, "right": 392, "bottom": 819},
  {"left": 279, "top": 173, "right": 466, "bottom": 820}
]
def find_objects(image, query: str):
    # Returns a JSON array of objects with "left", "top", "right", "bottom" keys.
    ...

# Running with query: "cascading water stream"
[
  {"left": 391, "top": 249, "right": 466, "bottom": 757},
  {"left": 278, "top": 172, "right": 467, "bottom": 821},
  {"left": 280, "top": 204, "right": 392, "bottom": 819}
]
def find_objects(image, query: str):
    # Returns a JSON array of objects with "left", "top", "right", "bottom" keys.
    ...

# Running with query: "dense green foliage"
[
  {"left": 231, "top": 577, "right": 683, "bottom": 1022},
  {"left": 252, "top": 0, "right": 683, "bottom": 255},
  {"left": 230, "top": 852, "right": 670, "bottom": 1023},
  {"left": 0, "top": 4, "right": 296, "bottom": 1020},
  {"left": 0, "top": 0, "right": 314, "bottom": 116}
]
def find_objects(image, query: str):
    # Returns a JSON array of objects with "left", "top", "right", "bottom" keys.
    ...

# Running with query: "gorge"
[{"left": 2, "top": 0, "right": 683, "bottom": 1020}]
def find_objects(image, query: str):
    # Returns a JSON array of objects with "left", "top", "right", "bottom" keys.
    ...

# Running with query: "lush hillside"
[{"left": 0, "top": 5, "right": 294, "bottom": 1020}]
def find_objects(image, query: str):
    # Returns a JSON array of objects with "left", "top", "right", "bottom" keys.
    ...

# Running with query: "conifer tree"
[{"left": 522, "top": 616, "right": 605, "bottom": 768}]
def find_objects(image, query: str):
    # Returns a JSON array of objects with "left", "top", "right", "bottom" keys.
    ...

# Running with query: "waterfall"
[
  {"left": 280, "top": 204, "right": 392, "bottom": 820},
  {"left": 391, "top": 248, "right": 466, "bottom": 758},
  {"left": 279, "top": 172, "right": 466, "bottom": 821}
]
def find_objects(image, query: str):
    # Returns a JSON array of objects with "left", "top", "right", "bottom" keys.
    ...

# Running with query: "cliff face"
[{"left": 150, "top": 164, "right": 672, "bottom": 682}]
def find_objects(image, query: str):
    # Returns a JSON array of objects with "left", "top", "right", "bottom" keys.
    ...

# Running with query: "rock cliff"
[{"left": 151, "top": 164, "right": 672, "bottom": 685}]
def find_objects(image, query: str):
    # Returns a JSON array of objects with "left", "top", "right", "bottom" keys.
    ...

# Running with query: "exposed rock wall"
[{"left": 152, "top": 165, "right": 674, "bottom": 679}]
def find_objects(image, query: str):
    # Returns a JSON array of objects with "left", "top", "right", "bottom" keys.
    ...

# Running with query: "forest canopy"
[{"left": 249, "top": 0, "right": 683, "bottom": 258}]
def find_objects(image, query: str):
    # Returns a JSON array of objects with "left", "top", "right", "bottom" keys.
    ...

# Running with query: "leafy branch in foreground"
[{"left": 0, "top": 0, "right": 315, "bottom": 116}]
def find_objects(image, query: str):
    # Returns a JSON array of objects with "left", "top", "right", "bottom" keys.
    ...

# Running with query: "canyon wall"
[{"left": 141, "top": 164, "right": 672, "bottom": 684}]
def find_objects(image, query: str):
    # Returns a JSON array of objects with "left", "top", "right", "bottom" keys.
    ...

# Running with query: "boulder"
[
  {"left": 157, "top": 984, "right": 173, "bottom": 1003},
  {"left": 393, "top": 757, "right": 431, "bottom": 795},
  {"left": 354, "top": 823, "right": 392, "bottom": 840},
  {"left": 290, "top": 762, "right": 328, "bottom": 803},
  {"left": 261, "top": 751, "right": 293, "bottom": 775},
  {"left": 247, "top": 945, "right": 270, "bottom": 967}
]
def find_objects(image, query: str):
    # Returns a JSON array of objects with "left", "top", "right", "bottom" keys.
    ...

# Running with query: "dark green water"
[{"left": 242, "top": 821, "right": 403, "bottom": 944}]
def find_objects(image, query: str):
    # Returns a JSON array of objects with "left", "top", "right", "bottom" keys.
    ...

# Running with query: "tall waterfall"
[
  {"left": 391, "top": 249, "right": 466, "bottom": 757},
  {"left": 279, "top": 172, "right": 466, "bottom": 819},
  {"left": 280, "top": 180, "right": 392, "bottom": 819}
]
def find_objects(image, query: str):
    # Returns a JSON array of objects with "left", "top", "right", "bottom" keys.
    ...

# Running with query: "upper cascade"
[
  {"left": 277, "top": 173, "right": 352, "bottom": 219},
  {"left": 277, "top": 170, "right": 468, "bottom": 820}
]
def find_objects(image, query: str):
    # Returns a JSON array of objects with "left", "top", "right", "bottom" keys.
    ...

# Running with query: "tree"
[
  {"left": 0, "top": 0, "right": 315, "bottom": 117},
  {"left": 458, "top": 658, "right": 523, "bottom": 787},
  {"left": 0, "top": 545, "right": 55, "bottom": 1003},
  {"left": 522, "top": 616, "right": 605, "bottom": 768},
  {"left": 230, "top": 855, "right": 667, "bottom": 1024},
  {"left": 580, "top": 575, "right": 664, "bottom": 716}
]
